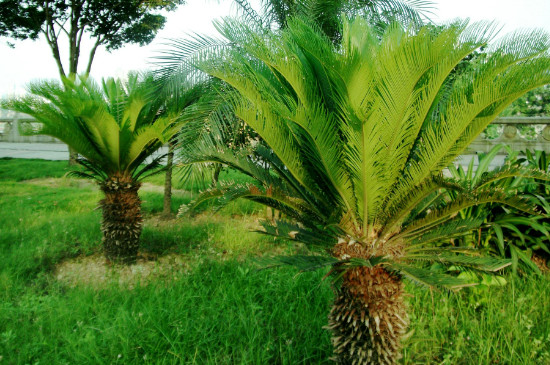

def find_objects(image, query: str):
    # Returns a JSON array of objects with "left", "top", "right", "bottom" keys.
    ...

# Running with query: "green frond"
[
  {"left": 258, "top": 219, "right": 335, "bottom": 246},
  {"left": 474, "top": 165, "right": 550, "bottom": 189},
  {"left": 65, "top": 170, "right": 102, "bottom": 182},
  {"left": 404, "top": 217, "right": 486, "bottom": 247},
  {"left": 380, "top": 175, "right": 466, "bottom": 237},
  {"left": 255, "top": 255, "right": 339, "bottom": 272},
  {"left": 154, "top": 32, "right": 229, "bottom": 85},
  {"left": 132, "top": 153, "right": 167, "bottom": 181},
  {"left": 73, "top": 157, "right": 108, "bottom": 182},
  {"left": 386, "top": 262, "right": 476, "bottom": 290},
  {"left": 403, "top": 253, "right": 511, "bottom": 272},
  {"left": 255, "top": 253, "right": 388, "bottom": 273},
  {"left": 400, "top": 191, "right": 536, "bottom": 238}
]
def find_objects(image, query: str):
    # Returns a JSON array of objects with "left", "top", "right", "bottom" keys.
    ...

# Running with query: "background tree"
[
  {"left": 2, "top": 75, "right": 180, "bottom": 264},
  {"left": 179, "top": 17, "right": 550, "bottom": 363},
  {"left": 502, "top": 85, "right": 550, "bottom": 116},
  {"left": 0, "top": 0, "right": 184, "bottom": 163},
  {"left": 233, "top": 0, "right": 434, "bottom": 39},
  {"left": 0, "top": 0, "right": 185, "bottom": 77},
  {"left": 154, "top": 79, "right": 213, "bottom": 219}
]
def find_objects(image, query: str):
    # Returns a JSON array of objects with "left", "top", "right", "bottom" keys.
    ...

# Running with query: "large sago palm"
[
  {"left": 175, "top": 17, "right": 550, "bottom": 363},
  {"left": 2, "top": 76, "right": 180, "bottom": 264}
]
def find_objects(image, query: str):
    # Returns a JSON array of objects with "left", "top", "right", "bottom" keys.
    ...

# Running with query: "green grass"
[
  {"left": 404, "top": 278, "right": 550, "bottom": 364},
  {"left": 0, "top": 157, "right": 73, "bottom": 181},
  {"left": 0, "top": 263, "right": 333, "bottom": 364},
  {"left": 0, "top": 158, "right": 549, "bottom": 364}
]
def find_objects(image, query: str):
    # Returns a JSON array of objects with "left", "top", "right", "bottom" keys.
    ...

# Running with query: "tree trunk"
[
  {"left": 99, "top": 174, "right": 142, "bottom": 264},
  {"left": 162, "top": 142, "right": 175, "bottom": 219},
  {"left": 329, "top": 241, "right": 408, "bottom": 364},
  {"left": 211, "top": 163, "right": 222, "bottom": 187},
  {"left": 68, "top": 147, "right": 78, "bottom": 166}
]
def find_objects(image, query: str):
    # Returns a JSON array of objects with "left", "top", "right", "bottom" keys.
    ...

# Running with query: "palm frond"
[
  {"left": 2, "top": 75, "right": 179, "bottom": 182},
  {"left": 474, "top": 165, "right": 550, "bottom": 189},
  {"left": 403, "top": 253, "right": 511, "bottom": 272},
  {"left": 386, "top": 262, "right": 476, "bottom": 290},
  {"left": 256, "top": 253, "right": 388, "bottom": 272},
  {"left": 400, "top": 190, "right": 536, "bottom": 238},
  {"left": 255, "top": 254, "right": 339, "bottom": 271},
  {"left": 133, "top": 153, "right": 168, "bottom": 181},
  {"left": 258, "top": 219, "right": 336, "bottom": 246},
  {"left": 404, "top": 217, "right": 486, "bottom": 247}
]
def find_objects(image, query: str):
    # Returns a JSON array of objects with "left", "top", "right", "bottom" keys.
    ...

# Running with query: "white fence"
[
  {"left": 1, "top": 111, "right": 550, "bottom": 153},
  {"left": 0, "top": 111, "right": 60, "bottom": 143},
  {"left": 466, "top": 117, "right": 550, "bottom": 153}
]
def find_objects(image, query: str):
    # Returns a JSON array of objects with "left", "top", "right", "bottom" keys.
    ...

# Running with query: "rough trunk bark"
[
  {"left": 211, "top": 163, "right": 222, "bottom": 187},
  {"left": 68, "top": 147, "right": 78, "bottom": 166},
  {"left": 99, "top": 175, "right": 142, "bottom": 264},
  {"left": 329, "top": 241, "right": 408, "bottom": 364},
  {"left": 162, "top": 142, "right": 175, "bottom": 219}
]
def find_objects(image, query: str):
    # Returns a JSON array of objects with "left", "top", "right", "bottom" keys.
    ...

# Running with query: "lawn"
[{"left": 0, "top": 158, "right": 549, "bottom": 364}]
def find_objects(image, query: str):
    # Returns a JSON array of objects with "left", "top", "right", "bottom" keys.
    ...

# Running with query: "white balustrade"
[
  {"left": 2, "top": 112, "right": 550, "bottom": 152},
  {"left": 467, "top": 117, "right": 550, "bottom": 153}
]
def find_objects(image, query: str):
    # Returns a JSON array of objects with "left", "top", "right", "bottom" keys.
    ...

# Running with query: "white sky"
[{"left": 0, "top": 0, "right": 549, "bottom": 98}]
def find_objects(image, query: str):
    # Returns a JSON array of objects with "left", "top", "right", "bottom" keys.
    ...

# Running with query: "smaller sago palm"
[
  {"left": 174, "top": 17, "right": 550, "bottom": 364},
  {"left": 2, "top": 75, "right": 180, "bottom": 264}
]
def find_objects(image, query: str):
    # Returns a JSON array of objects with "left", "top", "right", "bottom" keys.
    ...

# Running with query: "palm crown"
[
  {"left": 178, "top": 16, "right": 550, "bottom": 363},
  {"left": 192, "top": 17, "right": 550, "bottom": 256},
  {"left": 4, "top": 75, "right": 178, "bottom": 182}
]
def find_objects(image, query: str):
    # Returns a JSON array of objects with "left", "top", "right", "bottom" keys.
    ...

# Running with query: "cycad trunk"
[
  {"left": 99, "top": 175, "right": 142, "bottom": 264},
  {"left": 329, "top": 242, "right": 408, "bottom": 364}
]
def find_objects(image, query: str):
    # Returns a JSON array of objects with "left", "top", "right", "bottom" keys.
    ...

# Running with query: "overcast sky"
[{"left": 1, "top": 0, "right": 549, "bottom": 98}]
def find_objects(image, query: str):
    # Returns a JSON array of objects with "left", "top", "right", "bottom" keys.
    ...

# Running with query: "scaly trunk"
[
  {"left": 99, "top": 175, "right": 142, "bottom": 264},
  {"left": 329, "top": 242, "right": 408, "bottom": 364}
]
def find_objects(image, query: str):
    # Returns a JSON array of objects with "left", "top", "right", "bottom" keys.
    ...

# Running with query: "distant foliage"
[{"left": 502, "top": 85, "right": 550, "bottom": 117}]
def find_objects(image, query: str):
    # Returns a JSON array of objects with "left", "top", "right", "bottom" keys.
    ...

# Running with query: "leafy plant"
[
  {"left": 165, "top": 16, "right": 550, "bottom": 363},
  {"left": 1, "top": 75, "right": 180, "bottom": 264},
  {"left": 447, "top": 145, "right": 550, "bottom": 274}
]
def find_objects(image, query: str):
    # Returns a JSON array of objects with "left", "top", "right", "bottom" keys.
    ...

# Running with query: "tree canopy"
[
  {"left": 0, "top": 0, "right": 185, "bottom": 77},
  {"left": 233, "top": 0, "right": 434, "bottom": 40}
]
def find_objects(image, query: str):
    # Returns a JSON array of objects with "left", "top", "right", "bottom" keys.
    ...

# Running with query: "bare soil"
[{"left": 55, "top": 252, "right": 190, "bottom": 289}]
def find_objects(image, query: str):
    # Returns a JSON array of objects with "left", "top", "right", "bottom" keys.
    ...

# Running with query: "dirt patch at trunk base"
[{"left": 55, "top": 252, "right": 189, "bottom": 289}]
